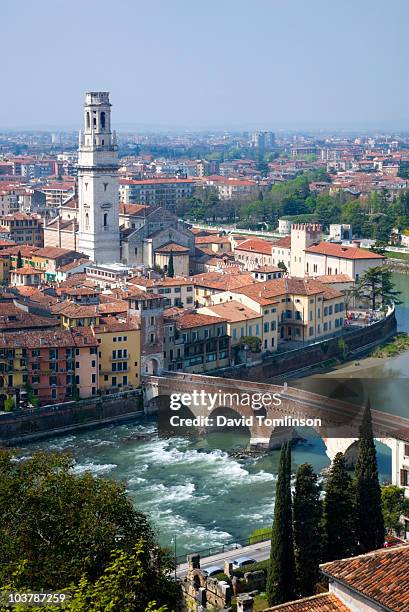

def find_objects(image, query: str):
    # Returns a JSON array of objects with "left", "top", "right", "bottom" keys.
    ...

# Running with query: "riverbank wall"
[
  {"left": 385, "top": 258, "right": 409, "bottom": 274},
  {"left": 213, "top": 306, "right": 397, "bottom": 381},
  {"left": 0, "top": 389, "right": 143, "bottom": 446}
]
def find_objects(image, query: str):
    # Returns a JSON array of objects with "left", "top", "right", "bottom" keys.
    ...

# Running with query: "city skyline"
[{"left": 2, "top": 0, "right": 409, "bottom": 131}]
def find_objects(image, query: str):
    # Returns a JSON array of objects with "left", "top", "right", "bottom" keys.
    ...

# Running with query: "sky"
[{"left": 2, "top": 0, "right": 409, "bottom": 131}]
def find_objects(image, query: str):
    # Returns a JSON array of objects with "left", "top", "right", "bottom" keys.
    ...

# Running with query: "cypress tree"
[
  {"left": 293, "top": 463, "right": 322, "bottom": 597},
  {"left": 16, "top": 250, "right": 23, "bottom": 269},
  {"left": 354, "top": 401, "right": 385, "bottom": 552},
  {"left": 322, "top": 452, "right": 357, "bottom": 561},
  {"left": 266, "top": 443, "right": 296, "bottom": 606},
  {"left": 167, "top": 251, "right": 174, "bottom": 278}
]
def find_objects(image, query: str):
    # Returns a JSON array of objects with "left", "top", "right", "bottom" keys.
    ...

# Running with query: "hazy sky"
[{"left": 2, "top": 0, "right": 409, "bottom": 131}]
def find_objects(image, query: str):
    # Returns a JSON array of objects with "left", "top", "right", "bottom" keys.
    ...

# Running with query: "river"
[{"left": 18, "top": 272, "right": 409, "bottom": 558}]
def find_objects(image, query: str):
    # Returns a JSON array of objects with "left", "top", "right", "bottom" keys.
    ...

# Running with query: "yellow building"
[
  {"left": 198, "top": 300, "right": 262, "bottom": 347},
  {"left": 52, "top": 302, "right": 101, "bottom": 329},
  {"left": 93, "top": 317, "right": 141, "bottom": 392}
]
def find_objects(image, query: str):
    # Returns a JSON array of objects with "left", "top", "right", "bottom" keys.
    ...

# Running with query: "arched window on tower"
[
  {"left": 100, "top": 112, "right": 106, "bottom": 129},
  {"left": 85, "top": 212, "right": 89, "bottom": 230},
  {"left": 86, "top": 112, "right": 90, "bottom": 129},
  {"left": 103, "top": 213, "right": 108, "bottom": 228}
]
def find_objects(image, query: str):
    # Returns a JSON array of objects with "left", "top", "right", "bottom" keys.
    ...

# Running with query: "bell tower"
[{"left": 78, "top": 92, "right": 120, "bottom": 263}]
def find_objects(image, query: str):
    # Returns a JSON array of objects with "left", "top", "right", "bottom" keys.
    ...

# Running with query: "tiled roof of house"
[
  {"left": 119, "top": 203, "right": 150, "bottom": 215},
  {"left": 191, "top": 271, "right": 256, "bottom": 291},
  {"left": 305, "top": 242, "right": 385, "bottom": 259},
  {"left": 234, "top": 237, "right": 273, "bottom": 255},
  {"left": 93, "top": 316, "right": 140, "bottom": 333},
  {"left": 33, "top": 247, "right": 81, "bottom": 259},
  {"left": 12, "top": 265, "right": 43, "bottom": 275},
  {"left": 50, "top": 302, "right": 98, "bottom": 318},
  {"left": 235, "top": 277, "right": 342, "bottom": 305},
  {"left": 265, "top": 592, "right": 349, "bottom": 611},
  {"left": 272, "top": 235, "right": 292, "bottom": 248},
  {"left": 320, "top": 544, "right": 409, "bottom": 611},
  {"left": 195, "top": 235, "right": 231, "bottom": 245},
  {"left": 314, "top": 274, "right": 353, "bottom": 283},
  {"left": 155, "top": 242, "right": 190, "bottom": 253},
  {"left": 0, "top": 303, "right": 58, "bottom": 331},
  {"left": 57, "top": 258, "right": 89, "bottom": 273},
  {"left": 200, "top": 300, "right": 260, "bottom": 322},
  {"left": 169, "top": 311, "right": 227, "bottom": 329}
]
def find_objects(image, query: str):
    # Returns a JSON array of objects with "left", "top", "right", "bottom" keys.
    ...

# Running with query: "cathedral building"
[{"left": 44, "top": 91, "right": 194, "bottom": 271}]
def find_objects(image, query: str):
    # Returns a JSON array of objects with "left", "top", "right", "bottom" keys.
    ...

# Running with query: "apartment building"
[
  {"left": 165, "top": 311, "right": 230, "bottom": 373},
  {"left": 305, "top": 242, "right": 385, "bottom": 282},
  {"left": 0, "top": 213, "right": 44, "bottom": 246},
  {"left": 271, "top": 235, "right": 291, "bottom": 271},
  {"left": 129, "top": 277, "right": 195, "bottom": 308},
  {"left": 94, "top": 317, "right": 141, "bottom": 392},
  {"left": 119, "top": 178, "right": 196, "bottom": 214},
  {"left": 198, "top": 300, "right": 262, "bottom": 348},
  {"left": 0, "top": 327, "right": 98, "bottom": 406},
  {"left": 207, "top": 277, "right": 345, "bottom": 350},
  {"left": 234, "top": 238, "right": 274, "bottom": 270}
]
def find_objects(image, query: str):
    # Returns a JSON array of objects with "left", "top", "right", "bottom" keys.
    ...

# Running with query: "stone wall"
[
  {"left": 213, "top": 308, "right": 397, "bottom": 382},
  {"left": 0, "top": 390, "right": 143, "bottom": 445}
]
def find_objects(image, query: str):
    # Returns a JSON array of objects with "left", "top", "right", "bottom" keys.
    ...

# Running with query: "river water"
[{"left": 18, "top": 273, "right": 409, "bottom": 557}]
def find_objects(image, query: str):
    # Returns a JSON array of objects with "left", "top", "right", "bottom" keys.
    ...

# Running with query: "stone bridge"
[{"left": 143, "top": 372, "right": 409, "bottom": 490}]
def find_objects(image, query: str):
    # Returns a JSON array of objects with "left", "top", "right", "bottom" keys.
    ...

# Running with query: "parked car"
[
  {"left": 202, "top": 565, "right": 223, "bottom": 577},
  {"left": 384, "top": 535, "right": 405, "bottom": 548},
  {"left": 232, "top": 556, "right": 256, "bottom": 569}
]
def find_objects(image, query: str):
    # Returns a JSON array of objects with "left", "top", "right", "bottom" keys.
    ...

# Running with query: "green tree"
[
  {"left": 65, "top": 542, "right": 175, "bottom": 612},
  {"left": 16, "top": 250, "right": 23, "bottom": 269},
  {"left": 3, "top": 395, "right": 15, "bottom": 412},
  {"left": 266, "top": 443, "right": 296, "bottom": 606},
  {"left": 0, "top": 450, "right": 176, "bottom": 609},
  {"left": 355, "top": 267, "right": 401, "bottom": 310},
  {"left": 293, "top": 463, "right": 322, "bottom": 597},
  {"left": 322, "top": 452, "right": 357, "bottom": 561},
  {"left": 381, "top": 485, "right": 409, "bottom": 535},
  {"left": 354, "top": 402, "right": 385, "bottom": 552},
  {"left": 167, "top": 252, "right": 174, "bottom": 278}
]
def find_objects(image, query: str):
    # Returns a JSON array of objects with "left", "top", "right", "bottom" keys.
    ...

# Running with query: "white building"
[
  {"left": 329, "top": 223, "right": 352, "bottom": 242},
  {"left": 304, "top": 242, "right": 384, "bottom": 282},
  {"left": 78, "top": 92, "right": 120, "bottom": 263}
]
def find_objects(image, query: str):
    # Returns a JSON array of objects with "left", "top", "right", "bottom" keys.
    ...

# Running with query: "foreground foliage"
[{"left": 0, "top": 450, "right": 179, "bottom": 611}]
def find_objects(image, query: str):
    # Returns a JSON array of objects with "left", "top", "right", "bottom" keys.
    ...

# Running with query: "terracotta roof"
[
  {"left": 169, "top": 311, "right": 227, "bottom": 329},
  {"left": 0, "top": 303, "right": 57, "bottom": 331},
  {"left": 234, "top": 237, "right": 273, "bottom": 255},
  {"left": 94, "top": 316, "right": 140, "bottom": 333},
  {"left": 51, "top": 302, "right": 98, "bottom": 318},
  {"left": 251, "top": 265, "right": 282, "bottom": 273},
  {"left": 119, "top": 203, "right": 150, "bottom": 215},
  {"left": 200, "top": 300, "right": 260, "bottom": 323},
  {"left": 321, "top": 544, "right": 409, "bottom": 611},
  {"left": 234, "top": 277, "right": 342, "bottom": 305},
  {"left": 33, "top": 247, "right": 80, "bottom": 259},
  {"left": 191, "top": 271, "right": 256, "bottom": 291},
  {"left": 195, "top": 235, "right": 231, "bottom": 245},
  {"left": 265, "top": 592, "right": 349, "bottom": 611},
  {"left": 0, "top": 327, "right": 96, "bottom": 349},
  {"left": 155, "top": 242, "right": 190, "bottom": 254},
  {"left": 306, "top": 242, "right": 385, "bottom": 260},
  {"left": 57, "top": 258, "right": 89, "bottom": 273},
  {"left": 314, "top": 274, "right": 353, "bottom": 283},
  {"left": 273, "top": 235, "right": 292, "bottom": 248},
  {"left": 97, "top": 300, "right": 128, "bottom": 315},
  {"left": 12, "top": 265, "right": 43, "bottom": 275},
  {"left": 5, "top": 246, "right": 39, "bottom": 256}
]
